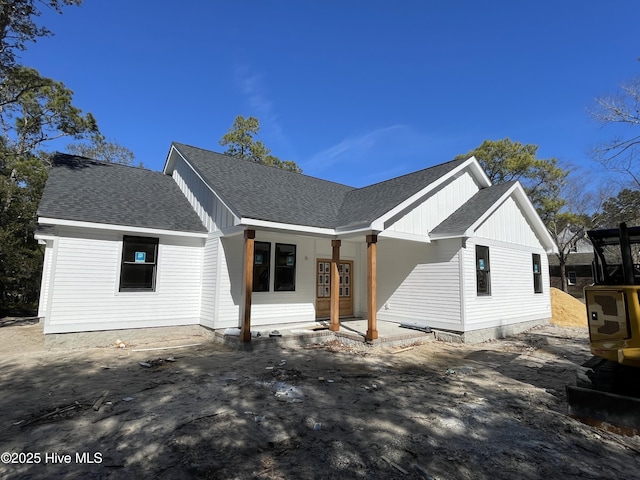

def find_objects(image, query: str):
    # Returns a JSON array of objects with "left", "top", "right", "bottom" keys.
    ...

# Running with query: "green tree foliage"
[
  {"left": 1, "top": 66, "right": 97, "bottom": 156},
  {"left": 0, "top": 0, "right": 82, "bottom": 74},
  {"left": 599, "top": 188, "right": 640, "bottom": 228},
  {"left": 590, "top": 77, "right": 640, "bottom": 186},
  {"left": 455, "top": 138, "right": 568, "bottom": 223},
  {"left": 456, "top": 138, "right": 583, "bottom": 291},
  {"left": 219, "top": 115, "right": 302, "bottom": 173},
  {"left": 66, "top": 132, "right": 139, "bottom": 166},
  {"left": 0, "top": 0, "right": 103, "bottom": 313},
  {"left": 0, "top": 142, "right": 48, "bottom": 310}
]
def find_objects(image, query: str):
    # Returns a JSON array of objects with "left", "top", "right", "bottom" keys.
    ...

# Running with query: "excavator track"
[{"left": 567, "top": 357, "right": 640, "bottom": 436}]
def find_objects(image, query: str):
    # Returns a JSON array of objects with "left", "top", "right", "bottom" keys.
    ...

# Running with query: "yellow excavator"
[{"left": 567, "top": 223, "right": 640, "bottom": 434}]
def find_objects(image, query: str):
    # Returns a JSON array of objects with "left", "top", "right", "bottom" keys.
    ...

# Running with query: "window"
[
  {"left": 253, "top": 242, "right": 271, "bottom": 292},
  {"left": 120, "top": 236, "right": 158, "bottom": 291},
  {"left": 532, "top": 253, "right": 543, "bottom": 293},
  {"left": 476, "top": 245, "right": 491, "bottom": 295},
  {"left": 274, "top": 243, "right": 296, "bottom": 291},
  {"left": 568, "top": 270, "right": 577, "bottom": 286}
]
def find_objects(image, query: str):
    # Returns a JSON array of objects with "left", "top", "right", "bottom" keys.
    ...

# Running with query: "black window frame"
[
  {"left": 274, "top": 243, "right": 296, "bottom": 292},
  {"left": 567, "top": 270, "right": 577, "bottom": 286},
  {"left": 119, "top": 236, "right": 159, "bottom": 292},
  {"left": 476, "top": 245, "right": 491, "bottom": 296},
  {"left": 532, "top": 253, "right": 543, "bottom": 293},
  {"left": 253, "top": 241, "right": 271, "bottom": 292}
]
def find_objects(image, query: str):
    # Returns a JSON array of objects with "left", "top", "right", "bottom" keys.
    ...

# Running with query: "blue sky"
[{"left": 20, "top": 1, "right": 640, "bottom": 187}]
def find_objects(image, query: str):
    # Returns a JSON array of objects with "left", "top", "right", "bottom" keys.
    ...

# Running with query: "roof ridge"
[
  {"left": 54, "top": 152, "right": 163, "bottom": 175},
  {"left": 172, "top": 142, "right": 355, "bottom": 190}
]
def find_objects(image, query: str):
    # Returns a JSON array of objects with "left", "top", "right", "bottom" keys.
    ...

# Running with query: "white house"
[{"left": 35, "top": 143, "right": 557, "bottom": 342}]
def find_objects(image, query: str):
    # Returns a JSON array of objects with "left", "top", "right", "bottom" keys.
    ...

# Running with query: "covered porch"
[{"left": 238, "top": 229, "right": 384, "bottom": 343}]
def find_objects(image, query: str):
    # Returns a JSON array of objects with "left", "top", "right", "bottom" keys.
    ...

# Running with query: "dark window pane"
[
  {"left": 120, "top": 264, "right": 155, "bottom": 290},
  {"left": 532, "top": 253, "right": 543, "bottom": 293},
  {"left": 119, "top": 236, "right": 158, "bottom": 291},
  {"left": 253, "top": 241, "right": 271, "bottom": 292},
  {"left": 275, "top": 243, "right": 296, "bottom": 291},
  {"left": 122, "top": 237, "right": 157, "bottom": 263},
  {"left": 476, "top": 245, "right": 491, "bottom": 295}
]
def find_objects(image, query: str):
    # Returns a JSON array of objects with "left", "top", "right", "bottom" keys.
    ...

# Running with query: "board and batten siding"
[
  {"left": 171, "top": 156, "right": 235, "bottom": 232},
  {"left": 44, "top": 228, "right": 204, "bottom": 334},
  {"left": 375, "top": 238, "right": 463, "bottom": 330},
  {"left": 385, "top": 170, "right": 480, "bottom": 236},
  {"left": 475, "top": 196, "right": 542, "bottom": 248}
]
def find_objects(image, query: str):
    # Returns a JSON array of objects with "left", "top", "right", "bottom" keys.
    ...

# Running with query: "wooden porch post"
[
  {"left": 366, "top": 234, "right": 378, "bottom": 341},
  {"left": 240, "top": 229, "right": 255, "bottom": 342},
  {"left": 330, "top": 239, "right": 341, "bottom": 332}
]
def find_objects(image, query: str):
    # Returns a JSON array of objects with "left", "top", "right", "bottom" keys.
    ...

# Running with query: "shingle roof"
[
  {"left": 173, "top": 143, "right": 354, "bottom": 229},
  {"left": 38, "top": 154, "right": 207, "bottom": 233},
  {"left": 172, "top": 143, "right": 468, "bottom": 229},
  {"left": 430, "top": 181, "right": 516, "bottom": 237},
  {"left": 337, "top": 157, "right": 468, "bottom": 227},
  {"left": 547, "top": 252, "right": 593, "bottom": 266}
]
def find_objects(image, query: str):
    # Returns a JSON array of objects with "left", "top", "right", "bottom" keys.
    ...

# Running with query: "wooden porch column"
[
  {"left": 240, "top": 229, "right": 255, "bottom": 342},
  {"left": 366, "top": 234, "right": 378, "bottom": 341},
  {"left": 330, "top": 239, "right": 341, "bottom": 332}
]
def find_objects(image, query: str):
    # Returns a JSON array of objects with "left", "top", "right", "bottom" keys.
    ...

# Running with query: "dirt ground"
[{"left": 0, "top": 318, "right": 640, "bottom": 480}]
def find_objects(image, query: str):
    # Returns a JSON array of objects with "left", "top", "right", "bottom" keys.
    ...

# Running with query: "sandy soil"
[
  {"left": 0, "top": 319, "right": 639, "bottom": 480},
  {"left": 550, "top": 288, "right": 588, "bottom": 328}
]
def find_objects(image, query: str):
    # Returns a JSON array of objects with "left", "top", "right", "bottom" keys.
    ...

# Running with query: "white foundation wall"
[
  {"left": 374, "top": 238, "right": 464, "bottom": 330},
  {"left": 462, "top": 237, "right": 551, "bottom": 330},
  {"left": 44, "top": 228, "right": 204, "bottom": 334}
]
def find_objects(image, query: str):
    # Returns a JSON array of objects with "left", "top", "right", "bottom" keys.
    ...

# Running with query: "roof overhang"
[
  {"left": 239, "top": 217, "right": 337, "bottom": 238},
  {"left": 37, "top": 217, "right": 209, "bottom": 239}
]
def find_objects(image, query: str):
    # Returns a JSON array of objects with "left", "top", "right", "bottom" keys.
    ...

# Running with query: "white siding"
[
  {"left": 385, "top": 170, "right": 480, "bottom": 236},
  {"left": 375, "top": 238, "right": 463, "bottom": 329},
  {"left": 462, "top": 238, "right": 551, "bottom": 330},
  {"left": 45, "top": 228, "right": 204, "bottom": 333},
  {"left": 37, "top": 240, "right": 53, "bottom": 317},
  {"left": 200, "top": 234, "right": 219, "bottom": 328},
  {"left": 475, "top": 197, "right": 542, "bottom": 248},
  {"left": 215, "top": 232, "right": 319, "bottom": 329},
  {"left": 172, "top": 156, "right": 236, "bottom": 232}
]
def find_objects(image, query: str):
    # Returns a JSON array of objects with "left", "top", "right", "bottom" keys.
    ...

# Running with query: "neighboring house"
[
  {"left": 35, "top": 143, "right": 557, "bottom": 342},
  {"left": 548, "top": 233, "right": 594, "bottom": 297}
]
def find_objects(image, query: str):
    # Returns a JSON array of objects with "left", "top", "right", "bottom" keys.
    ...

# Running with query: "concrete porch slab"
[{"left": 214, "top": 319, "right": 433, "bottom": 350}]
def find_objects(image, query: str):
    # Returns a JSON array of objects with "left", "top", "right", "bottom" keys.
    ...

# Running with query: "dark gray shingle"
[
  {"left": 547, "top": 252, "right": 593, "bottom": 266},
  {"left": 38, "top": 154, "right": 207, "bottom": 233},
  {"left": 337, "top": 158, "right": 468, "bottom": 227},
  {"left": 430, "top": 181, "right": 516, "bottom": 237},
  {"left": 173, "top": 143, "right": 355, "bottom": 229},
  {"left": 173, "top": 143, "right": 469, "bottom": 229}
]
